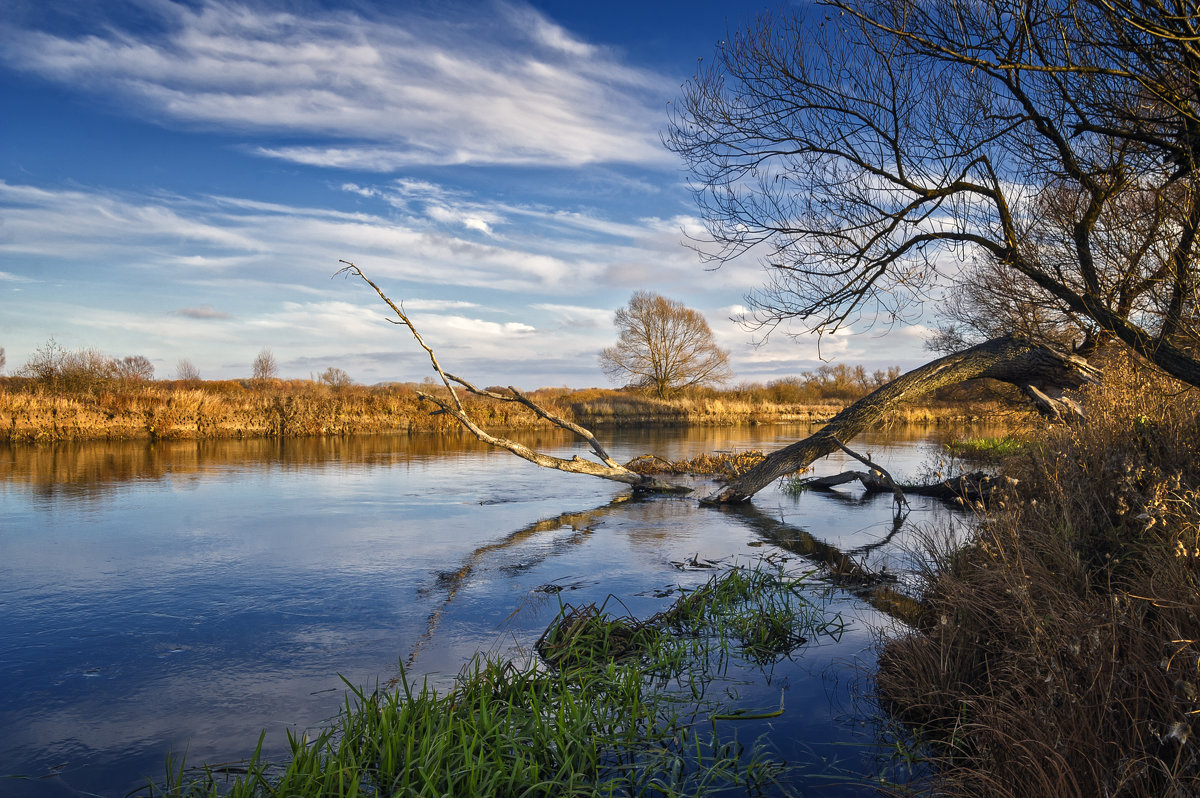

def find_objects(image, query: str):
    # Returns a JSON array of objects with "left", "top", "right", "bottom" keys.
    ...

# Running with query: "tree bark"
[{"left": 703, "top": 336, "right": 1096, "bottom": 504}]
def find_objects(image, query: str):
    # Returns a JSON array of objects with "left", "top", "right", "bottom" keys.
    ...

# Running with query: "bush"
[{"left": 878, "top": 348, "right": 1200, "bottom": 797}]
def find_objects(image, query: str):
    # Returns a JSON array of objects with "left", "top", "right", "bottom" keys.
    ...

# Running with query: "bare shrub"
[
  {"left": 113, "top": 355, "right": 154, "bottom": 381},
  {"left": 317, "top": 366, "right": 353, "bottom": 388},
  {"left": 175, "top": 359, "right": 201, "bottom": 381}
]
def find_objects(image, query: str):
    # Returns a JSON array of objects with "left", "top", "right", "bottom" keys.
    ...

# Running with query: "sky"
[{"left": 0, "top": 0, "right": 936, "bottom": 387}]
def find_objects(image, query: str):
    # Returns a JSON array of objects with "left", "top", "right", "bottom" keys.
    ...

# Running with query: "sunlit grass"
[
  {"left": 149, "top": 560, "right": 843, "bottom": 798},
  {"left": 878, "top": 350, "right": 1200, "bottom": 796},
  {"left": 942, "top": 435, "right": 1034, "bottom": 462}
]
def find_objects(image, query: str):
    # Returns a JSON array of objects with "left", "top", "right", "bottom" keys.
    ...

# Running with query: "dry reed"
[{"left": 877, "top": 349, "right": 1200, "bottom": 797}]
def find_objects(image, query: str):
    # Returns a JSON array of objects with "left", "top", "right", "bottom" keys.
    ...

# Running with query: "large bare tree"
[
  {"left": 599, "top": 291, "right": 732, "bottom": 398},
  {"left": 666, "top": 0, "right": 1200, "bottom": 386}
]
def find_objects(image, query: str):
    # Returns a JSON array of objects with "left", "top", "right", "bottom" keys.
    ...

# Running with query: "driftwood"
[{"left": 340, "top": 263, "right": 1096, "bottom": 505}]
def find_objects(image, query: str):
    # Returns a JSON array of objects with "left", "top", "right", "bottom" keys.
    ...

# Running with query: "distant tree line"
[
  {"left": 6, "top": 336, "right": 901, "bottom": 406},
  {"left": 730, "top": 363, "right": 903, "bottom": 404},
  {"left": 4, "top": 341, "right": 359, "bottom": 390}
]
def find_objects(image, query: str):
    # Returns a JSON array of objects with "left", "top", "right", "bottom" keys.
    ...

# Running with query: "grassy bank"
[
  {"left": 148, "top": 560, "right": 842, "bottom": 797},
  {"left": 0, "top": 376, "right": 999, "bottom": 444},
  {"left": 877, "top": 353, "right": 1200, "bottom": 796}
]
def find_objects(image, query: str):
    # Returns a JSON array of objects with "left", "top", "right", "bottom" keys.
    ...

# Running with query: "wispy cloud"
[
  {"left": 175, "top": 304, "right": 232, "bottom": 319},
  {"left": 0, "top": 270, "right": 36, "bottom": 283},
  {"left": 2, "top": 0, "right": 672, "bottom": 170}
]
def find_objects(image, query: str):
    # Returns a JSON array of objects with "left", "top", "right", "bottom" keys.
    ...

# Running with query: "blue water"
[{"left": 0, "top": 427, "right": 954, "bottom": 796}]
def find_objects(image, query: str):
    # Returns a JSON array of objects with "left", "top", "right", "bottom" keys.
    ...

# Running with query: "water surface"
[{"left": 0, "top": 426, "right": 957, "bottom": 796}]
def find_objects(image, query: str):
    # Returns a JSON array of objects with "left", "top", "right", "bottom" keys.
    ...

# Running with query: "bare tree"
[
  {"left": 317, "top": 366, "right": 353, "bottom": 388},
  {"left": 599, "top": 291, "right": 732, "bottom": 398},
  {"left": 175, "top": 359, "right": 201, "bottom": 381},
  {"left": 666, "top": 0, "right": 1200, "bottom": 387},
  {"left": 0, "top": 346, "right": 5, "bottom": 375},
  {"left": 252, "top": 348, "right": 278, "bottom": 381},
  {"left": 113, "top": 355, "right": 154, "bottom": 381}
]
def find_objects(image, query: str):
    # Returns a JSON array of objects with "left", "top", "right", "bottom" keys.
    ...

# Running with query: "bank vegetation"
[
  {"left": 878, "top": 352, "right": 1200, "bottom": 796},
  {"left": 0, "top": 359, "right": 1001, "bottom": 444}
]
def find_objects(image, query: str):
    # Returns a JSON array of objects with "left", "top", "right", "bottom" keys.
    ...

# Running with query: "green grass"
[
  {"left": 942, "top": 435, "right": 1032, "bottom": 462},
  {"left": 146, "top": 560, "right": 842, "bottom": 798}
]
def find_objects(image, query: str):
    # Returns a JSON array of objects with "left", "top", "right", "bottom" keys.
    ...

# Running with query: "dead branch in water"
[
  {"left": 337, "top": 261, "right": 688, "bottom": 493},
  {"left": 339, "top": 262, "right": 1096, "bottom": 505}
]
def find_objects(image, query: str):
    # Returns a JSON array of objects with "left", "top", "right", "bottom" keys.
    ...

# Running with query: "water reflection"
[{"left": 0, "top": 425, "right": 960, "bottom": 797}]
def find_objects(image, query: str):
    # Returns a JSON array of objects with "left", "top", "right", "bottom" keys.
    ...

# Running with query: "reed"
[
  {"left": 0, "top": 375, "right": 1005, "bottom": 444},
  {"left": 877, "top": 349, "right": 1200, "bottom": 797},
  {"left": 149, "top": 560, "right": 841, "bottom": 797}
]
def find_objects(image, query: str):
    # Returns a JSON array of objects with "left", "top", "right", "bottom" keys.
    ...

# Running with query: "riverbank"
[
  {"left": 0, "top": 377, "right": 1006, "bottom": 443},
  {"left": 877, "top": 353, "right": 1200, "bottom": 796}
]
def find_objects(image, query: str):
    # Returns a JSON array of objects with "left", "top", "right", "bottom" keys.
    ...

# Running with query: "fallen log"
[
  {"left": 702, "top": 337, "right": 1096, "bottom": 504},
  {"left": 800, "top": 470, "right": 1009, "bottom": 507},
  {"left": 340, "top": 263, "right": 1094, "bottom": 505}
]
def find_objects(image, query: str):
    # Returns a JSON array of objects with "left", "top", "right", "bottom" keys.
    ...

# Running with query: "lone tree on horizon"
[
  {"left": 599, "top": 291, "right": 732, "bottom": 398},
  {"left": 252, "top": 348, "right": 278, "bottom": 381}
]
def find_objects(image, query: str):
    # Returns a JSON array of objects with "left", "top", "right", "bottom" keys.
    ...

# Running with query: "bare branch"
[{"left": 337, "top": 262, "right": 686, "bottom": 493}]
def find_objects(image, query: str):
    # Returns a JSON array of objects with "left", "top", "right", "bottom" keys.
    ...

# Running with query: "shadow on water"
[
  {"left": 721, "top": 503, "right": 924, "bottom": 625},
  {"left": 411, "top": 492, "right": 926, "bottom": 678}
]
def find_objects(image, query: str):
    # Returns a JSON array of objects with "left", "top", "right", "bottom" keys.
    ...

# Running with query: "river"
[{"left": 0, "top": 425, "right": 962, "bottom": 796}]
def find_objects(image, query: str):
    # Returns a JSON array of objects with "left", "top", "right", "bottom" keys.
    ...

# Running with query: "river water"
[{"left": 0, "top": 425, "right": 960, "bottom": 796}]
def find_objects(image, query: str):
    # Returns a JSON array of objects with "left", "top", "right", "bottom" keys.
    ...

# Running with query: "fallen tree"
[
  {"left": 340, "top": 263, "right": 1097, "bottom": 504},
  {"left": 704, "top": 337, "right": 1096, "bottom": 504}
]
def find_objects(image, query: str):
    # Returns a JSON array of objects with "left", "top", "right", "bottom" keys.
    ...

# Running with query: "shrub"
[{"left": 878, "top": 348, "right": 1200, "bottom": 797}]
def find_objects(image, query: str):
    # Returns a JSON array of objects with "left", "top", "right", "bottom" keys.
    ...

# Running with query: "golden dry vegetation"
[{"left": 0, "top": 375, "right": 1001, "bottom": 444}]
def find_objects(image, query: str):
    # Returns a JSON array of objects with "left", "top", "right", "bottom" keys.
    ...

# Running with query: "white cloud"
[
  {"left": 531, "top": 303, "right": 612, "bottom": 329},
  {"left": 2, "top": 1, "right": 672, "bottom": 170},
  {"left": 0, "top": 270, "right": 36, "bottom": 283}
]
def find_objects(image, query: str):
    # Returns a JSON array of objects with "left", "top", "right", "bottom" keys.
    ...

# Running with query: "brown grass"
[
  {"left": 877, "top": 349, "right": 1200, "bottom": 797},
  {"left": 0, "top": 377, "right": 1002, "bottom": 444}
]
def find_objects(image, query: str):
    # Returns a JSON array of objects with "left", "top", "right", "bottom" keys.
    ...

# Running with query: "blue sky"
[{"left": 0, "top": 0, "right": 933, "bottom": 386}]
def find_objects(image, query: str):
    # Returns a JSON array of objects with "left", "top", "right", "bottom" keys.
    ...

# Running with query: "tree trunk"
[{"left": 703, "top": 336, "right": 1096, "bottom": 504}]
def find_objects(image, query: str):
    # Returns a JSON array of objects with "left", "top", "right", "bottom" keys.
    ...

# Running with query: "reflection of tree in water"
[
  {"left": 404, "top": 493, "right": 926, "bottom": 673},
  {"left": 722, "top": 503, "right": 922, "bottom": 625},
  {"left": 1, "top": 430, "right": 580, "bottom": 505},
  {"left": 403, "top": 496, "right": 639, "bottom": 670}
]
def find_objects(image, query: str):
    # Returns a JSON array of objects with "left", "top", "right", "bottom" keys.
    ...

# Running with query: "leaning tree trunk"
[
  {"left": 703, "top": 336, "right": 1097, "bottom": 504},
  {"left": 340, "top": 263, "right": 1097, "bottom": 505}
]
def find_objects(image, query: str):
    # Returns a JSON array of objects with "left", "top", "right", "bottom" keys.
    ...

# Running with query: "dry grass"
[
  {"left": 624, "top": 449, "right": 769, "bottom": 479},
  {"left": 0, "top": 377, "right": 1002, "bottom": 443},
  {"left": 877, "top": 349, "right": 1200, "bottom": 797}
]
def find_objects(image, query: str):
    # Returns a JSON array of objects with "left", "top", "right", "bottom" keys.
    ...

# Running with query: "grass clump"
[
  {"left": 153, "top": 561, "right": 838, "bottom": 798},
  {"left": 624, "top": 450, "right": 767, "bottom": 479},
  {"left": 943, "top": 434, "right": 1035, "bottom": 463},
  {"left": 877, "top": 350, "right": 1200, "bottom": 797}
]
